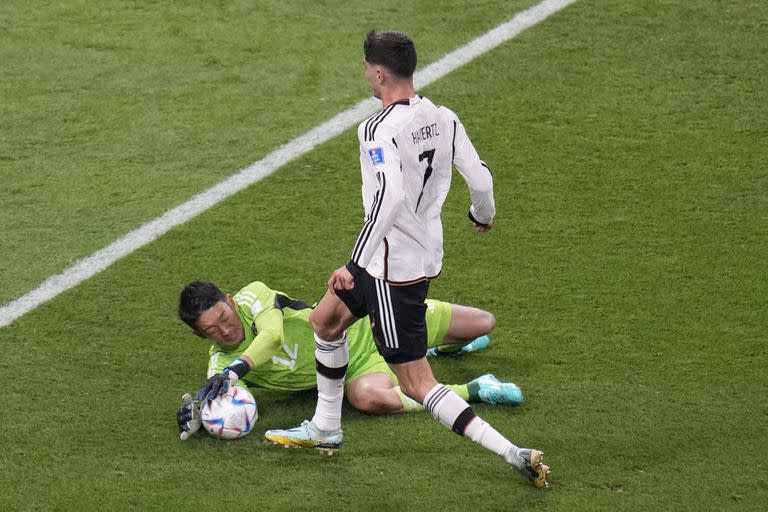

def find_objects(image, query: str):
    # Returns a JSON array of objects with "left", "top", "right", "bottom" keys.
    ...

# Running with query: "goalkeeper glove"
[
  {"left": 176, "top": 393, "right": 201, "bottom": 441},
  {"left": 196, "top": 358, "right": 251, "bottom": 401}
]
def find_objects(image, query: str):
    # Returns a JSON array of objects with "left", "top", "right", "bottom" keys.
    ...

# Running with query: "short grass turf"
[
  {"left": 0, "top": 0, "right": 538, "bottom": 306},
  {"left": 1, "top": 0, "right": 767, "bottom": 511}
]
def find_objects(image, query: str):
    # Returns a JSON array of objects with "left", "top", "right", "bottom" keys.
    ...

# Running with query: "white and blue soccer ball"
[{"left": 201, "top": 386, "right": 258, "bottom": 440}]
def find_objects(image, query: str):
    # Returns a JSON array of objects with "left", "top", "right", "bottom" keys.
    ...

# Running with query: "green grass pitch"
[{"left": 1, "top": 0, "right": 766, "bottom": 510}]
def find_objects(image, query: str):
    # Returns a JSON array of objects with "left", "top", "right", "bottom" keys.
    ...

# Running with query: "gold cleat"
[
  {"left": 507, "top": 448, "right": 551, "bottom": 488},
  {"left": 525, "top": 450, "right": 551, "bottom": 489},
  {"left": 264, "top": 420, "right": 343, "bottom": 455}
]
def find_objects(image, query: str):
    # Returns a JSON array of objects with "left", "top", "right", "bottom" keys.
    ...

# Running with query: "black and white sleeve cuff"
[{"left": 468, "top": 210, "right": 490, "bottom": 227}]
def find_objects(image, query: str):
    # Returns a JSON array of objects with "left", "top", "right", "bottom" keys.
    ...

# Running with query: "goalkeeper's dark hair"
[
  {"left": 364, "top": 30, "right": 417, "bottom": 79},
  {"left": 178, "top": 280, "right": 226, "bottom": 330}
]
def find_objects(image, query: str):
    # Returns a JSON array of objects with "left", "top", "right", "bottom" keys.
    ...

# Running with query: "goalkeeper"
[{"left": 176, "top": 280, "right": 523, "bottom": 440}]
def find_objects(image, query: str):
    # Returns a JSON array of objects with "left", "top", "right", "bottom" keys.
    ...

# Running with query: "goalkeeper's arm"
[{"left": 196, "top": 308, "right": 284, "bottom": 401}]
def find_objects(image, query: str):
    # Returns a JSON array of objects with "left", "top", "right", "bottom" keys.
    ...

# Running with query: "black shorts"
[{"left": 336, "top": 270, "right": 430, "bottom": 364}]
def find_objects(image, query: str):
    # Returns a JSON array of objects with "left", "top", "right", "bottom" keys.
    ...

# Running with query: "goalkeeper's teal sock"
[{"left": 467, "top": 380, "right": 481, "bottom": 402}]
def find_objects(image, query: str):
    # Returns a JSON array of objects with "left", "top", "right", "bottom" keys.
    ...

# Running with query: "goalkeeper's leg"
[
  {"left": 427, "top": 302, "right": 495, "bottom": 357},
  {"left": 346, "top": 371, "right": 522, "bottom": 414}
]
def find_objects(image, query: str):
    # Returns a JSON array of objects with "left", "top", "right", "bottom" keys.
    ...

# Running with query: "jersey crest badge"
[{"left": 368, "top": 147, "right": 384, "bottom": 165}]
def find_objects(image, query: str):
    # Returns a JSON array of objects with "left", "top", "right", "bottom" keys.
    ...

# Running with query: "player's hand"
[
  {"left": 473, "top": 222, "right": 493, "bottom": 233},
  {"left": 195, "top": 368, "right": 238, "bottom": 401},
  {"left": 195, "top": 359, "right": 251, "bottom": 401},
  {"left": 328, "top": 265, "right": 355, "bottom": 291},
  {"left": 177, "top": 393, "right": 201, "bottom": 441},
  {"left": 468, "top": 209, "right": 493, "bottom": 233}
]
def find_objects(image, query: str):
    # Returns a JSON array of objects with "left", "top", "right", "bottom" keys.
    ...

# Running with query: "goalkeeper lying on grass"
[{"left": 176, "top": 280, "right": 524, "bottom": 440}]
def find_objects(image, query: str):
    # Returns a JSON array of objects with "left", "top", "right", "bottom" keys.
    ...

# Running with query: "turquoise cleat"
[
  {"left": 459, "top": 334, "right": 490, "bottom": 355},
  {"left": 471, "top": 374, "right": 524, "bottom": 406},
  {"left": 426, "top": 335, "right": 491, "bottom": 358},
  {"left": 264, "top": 420, "right": 343, "bottom": 455}
]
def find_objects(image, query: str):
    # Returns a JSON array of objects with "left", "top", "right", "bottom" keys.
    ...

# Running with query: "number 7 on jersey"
[{"left": 416, "top": 149, "right": 436, "bottom": 212}]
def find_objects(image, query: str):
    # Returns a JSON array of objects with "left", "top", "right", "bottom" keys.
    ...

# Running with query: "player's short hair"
[
  {"left": 364, "top": 30, "right": 417, "bottom": 79},
  {"left": 178, "top": 280, "right": 226, "bottom": 330}
]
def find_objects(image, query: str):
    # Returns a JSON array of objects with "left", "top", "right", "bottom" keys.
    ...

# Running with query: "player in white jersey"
[
  {"left": 352, "top": 94, "right": 495, "bottom": 283},
  {"left": 211, "top": 31, "right": 549, "bottom": 488}
]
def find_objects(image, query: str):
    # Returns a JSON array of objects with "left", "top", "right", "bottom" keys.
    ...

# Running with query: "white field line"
[{"left": 0, "top": 0, "right": 577, "bottom": 328}]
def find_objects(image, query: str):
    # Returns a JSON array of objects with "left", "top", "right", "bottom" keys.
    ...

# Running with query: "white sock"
[
  {"left": 423, "top": 384, "right": 474, "bottom": 433},
  {"left": 464, "top": 417, "right": 516, "bottom": 458},
  {"left": 424, "top": 383, "right": 516, "bottom": 458},
  {"left": 311, "top": 333, "right": 348, "bottom": 432}
]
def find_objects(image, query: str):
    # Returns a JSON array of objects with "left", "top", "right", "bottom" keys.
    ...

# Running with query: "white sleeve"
[
  {"left": 451, "top": 116, "right": 496, "bottom": 225},
  {"left": 350, "top": 138, "right": 405, "bottom": 268}
]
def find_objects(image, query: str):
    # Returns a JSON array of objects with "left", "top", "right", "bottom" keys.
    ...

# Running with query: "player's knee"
[
  {"left": 309, "top": 310, "right": 343, "bottom": 341},
  {"left": 308, "top": 308, "right": 323, "bottom": 331},
  {"left": 349, "top": 384, "right": 396, "bottom": 415},
  {"left": 350, "top": 394, "right": 383, "bottom": 415}
]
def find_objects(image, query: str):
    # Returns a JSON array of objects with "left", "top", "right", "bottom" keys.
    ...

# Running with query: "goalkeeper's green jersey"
[{"left": 206, "top": 281, "right": 451, "bottom": 392}]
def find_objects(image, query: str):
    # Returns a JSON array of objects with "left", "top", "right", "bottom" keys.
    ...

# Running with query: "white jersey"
[{"left": 350, "top": 95, "right": 495, "bottom": 283}]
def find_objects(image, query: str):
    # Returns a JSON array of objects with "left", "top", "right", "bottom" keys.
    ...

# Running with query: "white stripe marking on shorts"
[{"left": 375, "top": 279, "right": 399, "bottom": 349}]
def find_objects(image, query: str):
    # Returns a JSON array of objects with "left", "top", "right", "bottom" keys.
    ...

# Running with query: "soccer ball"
[{"left": 201, "top": 386, "right": 258, "bottom": 440}]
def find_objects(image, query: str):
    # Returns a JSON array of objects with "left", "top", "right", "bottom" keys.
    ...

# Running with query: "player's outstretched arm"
[{"left": 196, "top": 307, "right": 284, "bottom": 401}]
